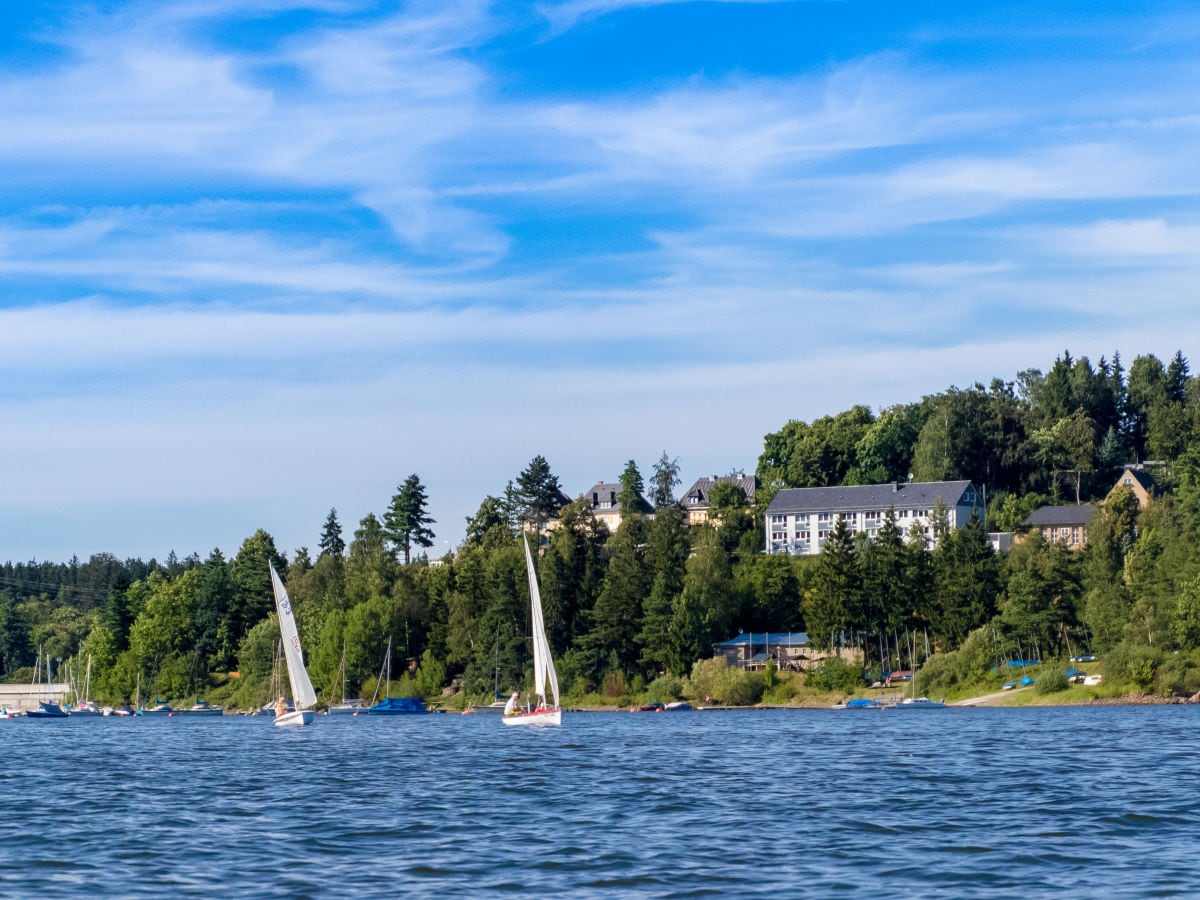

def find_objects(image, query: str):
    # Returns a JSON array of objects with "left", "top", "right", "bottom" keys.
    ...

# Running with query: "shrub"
[
  {"left": 762, "top": 674, "right": 799, "bottom": 705},
  {"left": 683, "top": 657, "right": 766, "bottom": 705},
  {"left": 805, "top": 656, "right": 867, "bottom": 693},
  {"left": 1034, "top": 668, "right": 1069, "bottom": 694},
  {"left": 914, "top": 652, "right": 958, "bottom": 696},
  {"left": 645, "top": 673, "right": 684, "bottom": 704},
  {"left": 1158, "top": 652, "right": 1200, "bottom": 697},
  {"left": 415, "top": 648, "right": 446, "bottom": 699},
  {"left": 1105, "top": 645, "right": 1164, "bottom": 691},
  {"left": 719, "top": 667, "right": 766, "bottom": 706},
  {"left": 601, "top": 671, "right": 628, "bottom": 698},
  {"left": 684, "top": 657, "right": 727, "bottom": 703}
]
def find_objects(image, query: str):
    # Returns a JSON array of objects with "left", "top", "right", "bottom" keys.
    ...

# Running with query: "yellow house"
[
  {"left": 1020, "top": 504, "right": 1096, "bottom": 551},
  {"left": 1111, "top": 465, "right": 1157, "bottom": 509},
  {"left": 680, "top": 474, "right": 757, "bottom": 527}
]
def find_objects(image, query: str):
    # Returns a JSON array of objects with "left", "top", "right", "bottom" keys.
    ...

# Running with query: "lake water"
[{"left": 1, "top": 706, "right": 1197, "bottom": 897}]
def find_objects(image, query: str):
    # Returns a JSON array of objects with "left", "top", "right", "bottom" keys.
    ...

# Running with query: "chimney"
[{"left": 892, "top": 481, "right": 898, "bottom": 492}]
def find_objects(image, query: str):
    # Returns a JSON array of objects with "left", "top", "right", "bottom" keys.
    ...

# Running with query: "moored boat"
[
  {"left": 180, "top": 700, "right": 224, "bottom": 716},
  {"left": 889, "top": 697, "right": 946, "bottom": 709},
  {"left": 833, "top": 698, "right": 885, "bottom": 710},
  {"left": 369, "top": 697, "right": 425, "bottom": 715},
  {"left": 27, "top": 700, "right": 70, "bottom": 718}
]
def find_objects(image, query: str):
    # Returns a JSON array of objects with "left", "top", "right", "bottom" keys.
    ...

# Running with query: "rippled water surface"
[{"left": 2, "top": 706, "right": 1198, "bottom": 897}]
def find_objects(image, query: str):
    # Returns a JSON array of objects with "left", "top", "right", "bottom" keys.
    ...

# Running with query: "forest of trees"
[{"left": 6, "top": 349, "right": 1200, "bottom": 707}]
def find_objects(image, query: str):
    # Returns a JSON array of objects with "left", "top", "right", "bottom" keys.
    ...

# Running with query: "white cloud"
[{"left": 1036, "top": 218, "right": 1200, "bottom": 261}]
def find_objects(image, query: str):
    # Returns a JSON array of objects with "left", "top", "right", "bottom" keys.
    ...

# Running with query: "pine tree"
[
  {"left": 515, "top": 456, "right": 563, "bottom": 532},
  {"left": 579, "top": 517, "right": 649, "bottom": 676},
  {"left": 638, "top": 505, "right": 689, "bottom": 673},
  {"left": 617, "top": 459, "right": 646, "bottom": 514},
  {"left": 319, "top": 508, "right": 346, "bottom": 558},
  {"left": 384, "top": 474, "right": 436, "bottom": 565},
  {"left": 805, "top": 514, "right": 860, "bottom": 651}
]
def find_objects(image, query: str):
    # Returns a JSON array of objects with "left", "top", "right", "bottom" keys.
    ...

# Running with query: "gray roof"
[
  {"left": 765, "top": 480, "right": 976, "bottom": 515},
  {"left": 681, "top": 474, "right": 758, "bottom": 508},
  {"left": 1115, "top": 466, "right": 1157, "bottom": 495},
  {"left": 583, "top": 481, "right": 651, "bottom": 514},
  {"left": 1022, "top": 505, "right": 1096, "bottom": 527}
]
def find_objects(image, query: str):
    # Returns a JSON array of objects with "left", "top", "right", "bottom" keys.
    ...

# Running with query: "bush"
[
  {"left": 762, "top": 674, "right": 800, "bottom": 705},
  {"left": 913, "top": 652, "right": 958, "bottom": 696},
  {"left": 645, "top": 673, "right": 684, "bottom": 704},
  {"left": 415, "top": 648, "right": 446, "bottom": 699},
  {"left": 1104, "top": 645, "right": 1164, "bottom": 691},
  {"left": 601, "top": 671, "right": 628, "bottom": 698},
  {"left": 805, "top": 656, "right": 867, "bottom": 693},
  {"left": 1034, "top": 668, "right": 1069, "bottom": 694},
  {"left": 719, "top": 668, "right": 766, "bottom": 706},
  {"left": 1158, "top": 652, "right": 1200, "bottom": 697},
  {"left": 683, "top": 657, "right": 766, "bottom": 706}
]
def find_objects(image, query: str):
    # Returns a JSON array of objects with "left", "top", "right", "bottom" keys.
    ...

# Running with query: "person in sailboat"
[
  {"left": 503, "top": 691, "right": 520, "bottom": 716},
  {"left": 274, "top": 696, "right": 288, "bottom": 718}
]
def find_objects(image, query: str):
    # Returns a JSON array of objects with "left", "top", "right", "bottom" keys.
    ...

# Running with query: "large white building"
[{"left": 764, "top": 480, "right": 982, "bottom": 556}]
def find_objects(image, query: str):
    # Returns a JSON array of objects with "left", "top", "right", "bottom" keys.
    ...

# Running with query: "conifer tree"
[
  {"left": 384, "top": 474, "right": 436, "bottom": 565},
  {"left": 319, "top": 508, "right": 346, "bottom": 558},
  {"left": 805, "top": 514, "right": 860, "bottom": 651}
]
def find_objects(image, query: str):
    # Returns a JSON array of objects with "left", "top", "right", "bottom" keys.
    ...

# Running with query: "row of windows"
[{"left": 770, "top": 508, "right": 936, "bottom": 527}]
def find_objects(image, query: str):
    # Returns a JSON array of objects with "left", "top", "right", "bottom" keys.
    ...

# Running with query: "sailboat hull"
[
  {"left": 274, "top": 710, "right": 315, "bottom": 727},
  {"left": 501, "top": 708, "right": 561, "bottom": 727}
]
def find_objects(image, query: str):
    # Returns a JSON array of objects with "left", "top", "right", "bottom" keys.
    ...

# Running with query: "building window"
[
  {"left": 771, "top": 531, "right": 787, "bottom": 541},
  {"left": 770, "top": 514, "right": 785, "bottom": 525},
  {"left": 817, "top": 512, "right": 833, "bottom": 523},
  {"left": 1123, "top": 477, "right": 1132, "bottom": 485},
  {"left": 1072, "top": 527, "right": 1080, "bottom": 544},
  {"left": 797, "top": 531, "right": 810, "bottom": 541}
]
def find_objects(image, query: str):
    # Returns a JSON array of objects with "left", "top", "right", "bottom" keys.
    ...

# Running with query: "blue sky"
[{"left": 3, "top": 0, "right": 1199, "bottom": 562}]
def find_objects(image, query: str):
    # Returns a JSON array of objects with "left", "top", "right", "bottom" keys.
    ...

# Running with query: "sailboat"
[
  {"left": 72, "top": 655, "right": 103, "bottom": 715},
  {"left": 502, "top": 536, "right": 561, "bottom": 727},
  {"left": 327, "top": 640, "right": 369, "bottom": 715},
  {"left": 26, "top": 646, "right": 69, "bottom": 718},
  {"left": 889, "top": 631, "right": 945, "bottom": 709},
  {"left": 270, "top": 564, "right": 317, "bottom": 727}
]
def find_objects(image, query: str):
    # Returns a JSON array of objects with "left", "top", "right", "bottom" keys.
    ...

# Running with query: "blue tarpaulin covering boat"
[{"left": 369, "top": 697, "right": 426, "bottom": 715}]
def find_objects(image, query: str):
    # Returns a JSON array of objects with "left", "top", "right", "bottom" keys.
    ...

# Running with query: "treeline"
[{"left": 5, "top": 348, "right": 1200, "bottom": 704}]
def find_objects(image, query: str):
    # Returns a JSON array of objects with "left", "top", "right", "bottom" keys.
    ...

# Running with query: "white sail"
[
  {"left": 523, "top": 535, "right": 559, "bottom": 709},
  {"left": 270, "top": 564, "right": 317, "bottom": 711}
]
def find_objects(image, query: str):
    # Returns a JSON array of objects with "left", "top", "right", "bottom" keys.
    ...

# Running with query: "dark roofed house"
[
  {"left": 1020, "top": 504, "right": 1096, "bottom": 551},
  {"left": 680, "top": 474, "right": 758, "bottom": 526},
  {"left": 764, "top": 480, "right": 981, "bottom": 556},
  {"left": 583, "top": 480, "right": 651, "bottom": 532},
  {"left": 1111, "top": 465, "right": 1158, "bottom": 509}
]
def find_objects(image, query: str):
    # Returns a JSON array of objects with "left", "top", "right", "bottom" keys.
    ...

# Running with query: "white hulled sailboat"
[
  {"left": 502, "top": 536, "right": 561, "bottom": 727},
  {"left": 270, "top": 564, "right": 317, "bottom": 727}
]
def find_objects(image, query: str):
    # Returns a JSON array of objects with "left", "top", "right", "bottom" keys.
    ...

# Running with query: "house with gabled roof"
[
  {"left": 764, "top": 480, "right": 982, "bottom": 556},
  {"left": 582, "top": 480, "right": 652, "bottom": 533},
  {"left": 1111, "top": 464, "right": 1157, "bottom": 509},
  {"left": 680, "top": 474, "right": 758, "bottom": 526},
  {"left": 1020, "top": 504, "right": 1095, "bottom": 551}
]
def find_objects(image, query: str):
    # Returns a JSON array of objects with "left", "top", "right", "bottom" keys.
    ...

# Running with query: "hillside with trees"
[{"left": 5, "top": 350, "right": 1200, "bottom": 707}]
